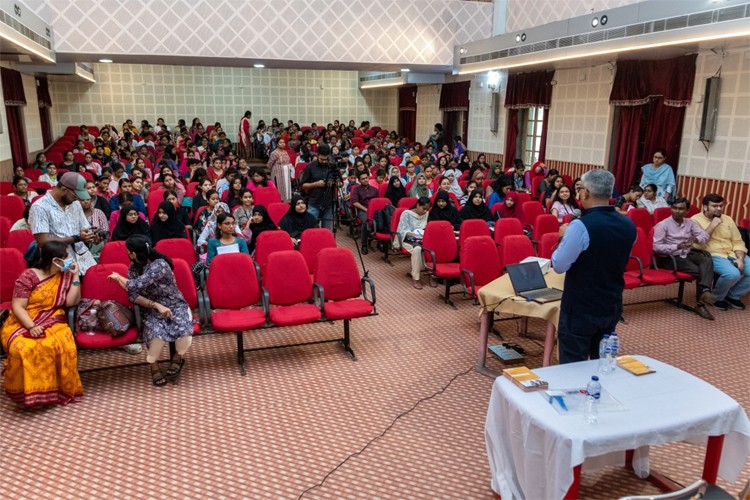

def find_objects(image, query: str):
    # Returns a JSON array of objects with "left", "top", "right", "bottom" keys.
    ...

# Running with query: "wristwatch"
[{"left": 73, "top": 280, "right": 81, "bottom": 286}]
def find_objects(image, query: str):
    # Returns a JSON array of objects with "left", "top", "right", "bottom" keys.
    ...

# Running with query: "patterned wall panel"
[
  {"left": 678, "top": 176, "right": 750, "bottom": 222},
  {"left": 505, "top": 0, "right": 640, "bottom": 32},
  {"left": 467, "top": 74, "right": 504, "bottom": 154},
  {"left": 31, "top": 0, "right": 493, "bottom": 67},
  {"left": 415, "top": 85, "right": 442, "bottom": 146}
]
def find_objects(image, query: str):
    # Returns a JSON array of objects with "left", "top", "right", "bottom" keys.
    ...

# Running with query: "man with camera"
[{"left": 301, "top": 144, "right": 340, "bottom": 230}]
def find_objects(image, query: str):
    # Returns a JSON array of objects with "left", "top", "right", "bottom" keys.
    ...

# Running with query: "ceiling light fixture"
[
  {"left": 591, "top": 17, "right": 599, "bottom": 27},
  {"left": 253, "top": 64, "right": 265, "bottom": 68},
  {"left": 600, "top": 15, "right": 608, "bottom": 26},
  {"left": 98, "top": 58, "right": 113, "bottom": 63},
  {"left": 521, "top": 33, "right": 527, "bottom": 42},
  {"left": 401, "top": 68, "right": 410, "bottom": 72},
  {"left": 515, "top": 34, "right": 521, "bottom": 43},
  {"left": 360, "top": 81, "right": 405, "bottom": 89}
]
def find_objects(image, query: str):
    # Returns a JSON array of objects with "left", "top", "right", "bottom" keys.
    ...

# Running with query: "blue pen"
[{"left": 552, "top": 395, "right": 568, "bottom": 411}]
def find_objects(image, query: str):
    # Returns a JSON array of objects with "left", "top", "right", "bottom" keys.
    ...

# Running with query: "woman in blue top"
[
  {"left": 206, "top": 212, "right": 249, "bottom": 266},
  {"left": 640, "top": 148, "right": 675, "bottom": 203}
]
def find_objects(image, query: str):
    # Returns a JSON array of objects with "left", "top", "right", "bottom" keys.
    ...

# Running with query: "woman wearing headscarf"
[
  {"left": 246, "top": 205, "right": 277, "bottom": 254},
  {"left": 496, "top": 191, "right": 519, "bottom": 219},
  {"left": 150, "top": 201, "right": 188, "bottom": 245},
  {"left": 429, "top": 190, "right": 462, "bottom": 231},
  {"left": 460, "top": 191, "right": 494, "bottom": 223},
  {"left": 197, "top": 202, "right": 239, "bottom": 247},
  {"left": 111, "top": 204, "right": 150, "bottom": 242},
  {"left": 384, "top": 176, "right": 406, "bottom": 206},
  {"left": 443, "top": 169, "right": 465, "bottom": 200},
  {"left": 279, "top": 194, "right": 318, "bottom": 247},
  {"left": 408, "top": 173, "right": 431, "bottom": 199}
]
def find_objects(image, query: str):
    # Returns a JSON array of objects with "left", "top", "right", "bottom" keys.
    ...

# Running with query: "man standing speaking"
[{"left": 551, "top": 169, "right": 636, "bottom": 364}]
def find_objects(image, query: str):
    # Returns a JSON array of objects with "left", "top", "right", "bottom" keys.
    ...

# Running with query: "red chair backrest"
[
  {"left": 0, "top": 196, "right": 25, "bottom": 222},
  {"left": 265, "top": 251, "right": 312, "bottom": 305},
  {"left": 149, "top": 182, "right": 164, "bottom": 192},
  {"left": 267, "top": 202, "right": 289, "bottom": 226},
  {"left": 422, "top": 220, "right": 458, "bottom": 263},
  {"left": 254, "top": 187, "right": 282, "bottom": 207},
  {"left": 502, "top": 235, "right": 535, "bottom": 269},
  {"left": 5, "top": 229, "right": 34, "bottom": 255},
  {"left": 81, "top": 263, "right": 131, "bottom": 304},
  {"left": 430, "top": 190, "right": 461, "bottom": 208},
  {"left": 0, "top": 248, "right": 26, "bottom": 303},
  {"left": 206, "top": 253, "right": 261, "bottom": 309},
  {"left": 494, "top": 218, "right": 525, "bottom": 247},
  {"left": 460, "top": 236, "right": 502, "bottom": 288},
  {"left": 391, "top": 207, "right": 407, "bottom": 234},
  {"left": 366, "top": 197, "right": 392, "bottom": 222},
  {"left": 28, "top": 181, "right": 52, "bottom": 194},
  {"left": 378, "top": 182, "right": 388, "bottom": 198},
  {"left": 254, "top": 230, "right": 294, "bottom": 278},
  {"left": 155, "top": 238, "right": 197, "bottom": 266},
  {"left": 24, "top": 169, "right": 42, "bottom": 181},
  {"left": 98, "top": 241, "right": 132, "bottom": 266},
  {"left": 531, "top": 176, "right": 545, "bottom": 198},
  {"left": 46, "top": 152, "right": 63, "bottom": 165},
  {"left": 516, "top": 192, "right": 532, "bottom": 206},
  {"left": 538, "top": 232, "right": 559, "bottom": 259},
  {"left": 652, "top": 207, "right": 672, "bottom": 224},
  {"left": 186, "top": 182, "right": 199, "bottom": 198},
  {"left": 397, "top": 197, "right": 417, "bottom": 209},
  {"left": 739, "top": 218, "right": 750, "bottom": 230},
  {"left": 147, "top": 190, "right": 165, "bottom": 222},
  {"left": 686, "top": 205, "right": 700, "bottom": 218},
  {"left": 627, "top": 208, "right": 654, "bottom": 233},
  {"left": 521, "top": 201, "right": 545, "bottom": 227},
  {"left": 73, "top": 153, "right": 85, "bottom": 164},
  {"left": 0, "top": 216, "right": 11, "bottom": 247},
  {"left": 172, "top": 258, "right": 198, "bottom": 310},
  {"left": 314, "top": 248, "right": 362, "bottom": 301},
  {"left": 299, "top": 228, "right": 336, "bottom": 275},
  {"left": 561, "top": 175, "right": 573, "bottom": 188},
  {"left": 295, "top": 163, "right": 308, "bottom": 181},
  {"left": 0, "top": 182, "right": 13, "bottom": 196},
  {"left": 628, "top": 227, "right": 654, "bottom": 272},
  {"left": 532, "top": 214, "right": 559, "bottom": 241},
  {"left": 458, "top": 219, "right": 491, "bottom": 248}
]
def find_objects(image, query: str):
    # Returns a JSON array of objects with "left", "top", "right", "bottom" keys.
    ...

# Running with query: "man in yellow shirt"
[{"left": 691, "top": 193, "right": 749, "bottom": 311}]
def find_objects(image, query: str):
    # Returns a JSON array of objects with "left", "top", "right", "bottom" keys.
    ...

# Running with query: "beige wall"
[
  {"left": 466, "top": 73, "right": 505, "bottom": 155},
  {"left": 414, "top": 85, "right": 442, "bottom": 147}
]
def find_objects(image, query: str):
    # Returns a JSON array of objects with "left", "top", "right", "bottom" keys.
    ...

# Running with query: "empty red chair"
[
  {"left": 493, "top": 218, "right": 525, "bottom": 247},
  {"left": 24, "top": 169, "right": 42, "bottom": 181},
  {"left": 254, "top": 187, "right": 282, "bottom": 207},
  {"left": 501, "top": 235, "right": 535, "bottom": 270},
  {"left": 155, "top": 238, "right": 197, "bottom": 266},
  {"left": 98, "top": 241, "right": 132, "bottom": 267},
  {"left": 516, "top": 192, "right": 533, "bottom": 206},
  {"left": 627, "top": 208, "right": 654, "bottom": 233},
  {"left": 365, "top": 197, "right": 393, "bottom": 260},
  {"left": 0, "top": 216, "right": 11, "bottom": 248},
  {"left": 254, "top": 230, "right": 294, "bottom": 279},
  {"left": 653, "top": 207, "right": 672, "bottom": 224},
  {"left": 422, "top": 220, "right": 461, "bottom": 305},
  {"left": 28, "top": 181, "right": 52, "bottom": 194},
  {"left": 205, "top": 252, "right": 267, "bottom": 375},
  {"left": 460, "top": 236, "right": 502, "bottom": 302},
  {"left": 313, "top": 248, "right": 376, "bottom": 358},
  {"left": 0, "top": 248, "right": 26, "bottom": 312},
  {"left": 5, "top": 229, "right": 34, "bottom": 255},
  {"left": 0, "top": 182, "right": 13, "bottom": 196},
  {"left": 73, "top": 263, "right": 139, "bottom": 349},
  {"left": 625, "top": 228, "right": 677, "bottom": 286},
  {"left": 264, "top": 251, "right": 321, "bottom": 326},
  {"left": 171, "top": 258, "right": 202, "bottom": 332},
  {"left": 458, "top": 219, "right": 491, "bottom": 248},
  {"left": 532, "top": 214, "right": 559, "bottom": 243},
  {"left": 299, "top": 228, "right": 336, "bottom": 275},
  {"left": 521, "top": 201, "right": 545, "bottom": 229},
  {"left": 397, "top": 197, "right": 417, "bottom": 209},
  {"left": 538, "top": 232, "right": 559, "bottom": 259},
  {"left": 267, "top": 202, "right": 289, "bottom": 226},
  {"left": 0, "top": 196, "right": 25, "bottom": 222}
]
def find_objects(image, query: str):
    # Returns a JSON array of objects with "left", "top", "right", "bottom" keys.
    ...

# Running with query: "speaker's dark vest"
[{"left": 562, "top": 206, "right": 636, "bottom": 318}]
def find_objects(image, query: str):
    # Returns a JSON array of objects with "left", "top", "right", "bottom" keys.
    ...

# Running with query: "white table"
[{"left": 485, "top": 356, "right": 750, "bottom": 500}]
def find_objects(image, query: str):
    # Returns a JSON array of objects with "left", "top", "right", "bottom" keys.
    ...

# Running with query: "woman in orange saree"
[{"left": 1, "top": 241, "right": 84, "bottom": 407}]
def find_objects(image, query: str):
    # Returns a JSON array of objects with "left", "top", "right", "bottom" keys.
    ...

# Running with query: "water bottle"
[
  {"left": 598, "top": 334, "right": 610, "bottom": 374},
  {"left": 608, "top": 333, "right": 619, "bottom": 373},
  {"left": 584, "top": 376, "right": 601, "bottom": 424}
]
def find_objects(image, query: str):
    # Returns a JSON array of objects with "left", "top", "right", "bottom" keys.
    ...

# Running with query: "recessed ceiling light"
[
  {"left": 253, "top": 64, "right": 265, "bottom": 68},
  {"left": 515, "top": 34, "right": 521, "bottom": 43},
  {"left": 600, "top": 15, "right": 608, "bottom": 25},
  {"left": 99, "top": 58, "right": 113, "bottom": 63},
  {"left": 591, "top": 17, "right": 599, "bottom": 27},
  {"left": 401, "top": 68, "right": 410, "bottom": 72},
  {"left": 521, "top": 33, "right": 526, "bottom": 41}
]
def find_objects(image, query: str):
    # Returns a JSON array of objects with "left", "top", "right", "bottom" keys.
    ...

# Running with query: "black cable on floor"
[{"left": 296, "top": 365, "right": 476, "bottom": 499}]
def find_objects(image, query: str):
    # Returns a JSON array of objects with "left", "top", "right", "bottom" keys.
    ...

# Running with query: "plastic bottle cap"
[{"left": 592, "top": 376, "right": 599, "bottom": 381}]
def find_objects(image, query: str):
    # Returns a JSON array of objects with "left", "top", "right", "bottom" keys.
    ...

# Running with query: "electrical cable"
[{"left": 296, "top": 366, "right": 475, "bottom": 499}]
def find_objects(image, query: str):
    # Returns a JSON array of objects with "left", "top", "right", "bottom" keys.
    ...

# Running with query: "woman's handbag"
[
  {"left": 97, "top": 300, "right": 135, "bottom": 337},
  {"left": 76, "top": 298, "right": 101, "bottom": 333}
]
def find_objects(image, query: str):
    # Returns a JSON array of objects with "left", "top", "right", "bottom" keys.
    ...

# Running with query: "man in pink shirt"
[{"left": 653, "top": 197, "right": 715, "bottom": 320}]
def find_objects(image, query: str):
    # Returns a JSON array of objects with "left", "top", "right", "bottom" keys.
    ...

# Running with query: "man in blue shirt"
[{"left": 551, "top": 169, "right": 636, "bottom": 364}]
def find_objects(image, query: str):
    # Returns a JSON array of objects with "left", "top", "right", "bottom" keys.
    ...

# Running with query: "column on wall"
[
  {"left": 503, "top": 70, "right": 554, "bottom": 169},
  {"left": 36, "top": 77, "right": 53, "bottom": 148},
  {"left": 1, "top": 68, "right": 28, "bottom": 169}
]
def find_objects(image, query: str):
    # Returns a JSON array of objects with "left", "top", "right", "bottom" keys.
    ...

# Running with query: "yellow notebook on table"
[
  {"left": 617, "top": 355, "right": 656, "bottom": 376},
  {"left": 503, "top": 366, "right": 549, "bottom": 392}
]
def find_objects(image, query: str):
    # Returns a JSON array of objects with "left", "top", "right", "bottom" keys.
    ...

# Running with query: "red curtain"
[
  {"left": 609, "top": 54, "right": 696, "bottom": 193},
  {"left": 398, "top": 86, "right": 417, "bottom": 143},
  {"left": 2, "top": 68, "right": 28, "bottom": 169},
  {"left": 439, "top": 81, "right": 470, "bottom": 112},
  {"left": 503, "top": 109, "right": 519, "bottom": 170},
  {"left": 504, "top": 71, "right": 555, "bottom": 109},
  {"left": 538, "top": 108, "right": 550, "bottom": 164},
  {"left": 36, "top": 77, "right": 53, "bottom": 148}
]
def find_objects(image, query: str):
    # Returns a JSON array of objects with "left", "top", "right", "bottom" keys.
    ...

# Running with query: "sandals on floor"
[
  {"left": 165, "top": 355, "right": 185, "bottom": 378},
  {"left": 151, "top": 368, "right": 168, "bottom": 387}
]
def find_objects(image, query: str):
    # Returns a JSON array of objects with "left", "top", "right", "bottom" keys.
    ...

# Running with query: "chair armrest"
[
  {"left": 421, "top": 248, "right": 437, "bottom": 273},
  {"left": 390, "top": 231, "right": 403, "bottom": 250},
  {"left": 261, "top": 287, "right": 271, "bottom": 325},
  {"left": 0, "top": 309, "right": 6, "bottom": 357},
  {"left": 361, "top": 277, "right": 376, "bottom": 312},
  {"left": 460, "top": 269, "right": 475, "bottom": 298},
  {"left": 254, "top": 261, "right": 262, "bottom": 284},
  {"left": 196, "top": 288, "right": 207, "bottom": 326},
  {"left": 652, "top": 252, "right": 677, "bottom": 273},
  {"left": 312, "top": 283, "right": 325, "bottom": 312},
  {"left": 629, "top": 256, "right": 644, "bottom": 278}
]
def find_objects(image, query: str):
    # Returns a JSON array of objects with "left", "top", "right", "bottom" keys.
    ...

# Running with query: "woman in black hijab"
[
  {"left": 384, "top": 175, "right": 407, "bottom": 206},
  {"left": 246, "top": 205, "right": 277, "bottom": 254},
  {"left": 459, "top": 191, "right": 495, "bottom": 223},
  {"left": 428, "top": 190, "right": 462, "bottom": 231},
  {"left": 111, "top": 204, "right": 150, "bottom": 242},
  {"left": 150, "top": 201, "right": 188, "bottom": 245},
  {"left": 279, "top": 194, "right": 317, "bottom": 247}
]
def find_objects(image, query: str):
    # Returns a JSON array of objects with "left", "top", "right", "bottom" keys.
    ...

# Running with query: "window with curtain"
[
  {"left": 503, "top": 70, "right": 554, "bottom": 169},
  {"left": 1, "top": 67, "right": 28, "bottom": 169},
  {"left": 518, "top": 107, "right": 544, "bottom": 167},
  {"left": 439, "top": 81, "right": 471, "bottom": 151}
]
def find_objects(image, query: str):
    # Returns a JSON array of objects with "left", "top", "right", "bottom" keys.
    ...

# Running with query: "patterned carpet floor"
[{"left": 1, "top": 230, "right": 748, "bottom": 499}]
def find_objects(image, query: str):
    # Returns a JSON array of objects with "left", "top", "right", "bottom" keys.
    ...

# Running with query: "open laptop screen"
[{"left": 506, "top": 262, "right": 547, "bottom": 294}]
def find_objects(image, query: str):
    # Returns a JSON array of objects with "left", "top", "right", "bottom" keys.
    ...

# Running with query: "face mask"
[{"left": 55, "top": 258, "right": 74, "bottom": 271}]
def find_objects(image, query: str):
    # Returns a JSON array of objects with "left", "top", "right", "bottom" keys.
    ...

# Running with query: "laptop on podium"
[{"left": 506, "top": 261, "right": 563, "bottom": 303}]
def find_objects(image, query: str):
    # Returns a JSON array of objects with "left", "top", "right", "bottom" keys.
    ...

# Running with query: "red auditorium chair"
[
  {"left": 186, "top": 182, "right": 199, "bottom": 198},
  {"left": 28, "top": 181, "right": 52, "bottom": 194},
  {"left": 625, "top": 228, "right": 677, "bottom": 287},
  {"left": 205, "top": 253, "right": 267, "bottom": 375},
  {"left": 538, "top": 232, "right": 559, "bottom": 259},
  {"left": 422, "top": 220, "right": 461, "bottom": 306},
  {"left": 397, "top": 197, "right": 417, "bottom": 209},
  {"left": 458, "top": 219, "right": 491, "bottom": 248},
  {"left": 627, "top": 207, "right": 654, "bottom": 233},
  {"left": 460, "top": 236, "right": 502, "bottom": 303},
  {"left": 521, "top": 201, "right": 545, "bottom": 230},
  {"left": 0, "top": 216, "right": 12, "bottom": 247},
  {"left": 531, "top": 214, "right": 559, "bottom": 245},
  {"left": 155, "top": 238, "right": 197, "bottom": 266},
  {"left": 253, "top": 230, "right": 294, "bottom": 280},
  {"left": 653, "top": 207, "right": 672, "bottom": 224},
  {"left": 493, "top": 217, "right": 525, "bottom": 248},
  {"left": 253, "top": 186, "right": 282, "bottom": 207},
  {"left": 98, "top": 241, "right": 132, "bottom": 267},
  {"left": 365, "top": 197, "right": 393, "bottom": 261},
  {"left": 24, "top": 169, "right": 42, "bottom": 182},
  {"left": 0, "top": 196, "right": 25, "bottom": 223},
  {"left": 267, "top": 202, "right": 289, "bottom": 226},
  {"left": 171, "top": 258, "right": 203, "bottom": 332},
  {"left": 501, "top": 235, "right": 536, "bottom": 271},
  {"left": 313, "top": 247, "right": 376, "bottom": 359},
  {"left": 264, "top": 251, "right": 321, "bottom": 327},
  {"left": 1, "top": 248, "right": 26, "bottom": 313},
  {"left": 389, "top": 207, "right": 411, "bottom": 258},
  {"left": 0, "top": 182, "right": 13, "bottom": 196},
  {"left": 299, "top": 228, "right": 336, "bottom": 276},
  {"left": 5, "top": 229, "right": 34, "bottom": 255},
  {"left": 71, "top": 263, "right": 139, "bottom": 351}
]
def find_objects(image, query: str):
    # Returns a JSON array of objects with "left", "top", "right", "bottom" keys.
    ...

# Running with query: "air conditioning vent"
[
  {"left": 0, "top": 9, "right": 52, "bottom": 49},
  {"left": 625, "top": 25, "right": 644, "bottom": 37},
  {"left": 718, "top": 5, "right": 747, "bottom": 22},
  {"left": 688, "top": 11, "right": 713, "bottom": 27},
  {"left": 665, "top": 15, "right": 688, "bottom": 30},
  {"left": 588, "top": 31, "right": 605, "bottom": 43},
  {"left": 359, "top": 71, "right": 401, "bottom": 83},
  {"left": 558, "top": 36, "right": 573, "bottom": 48}
]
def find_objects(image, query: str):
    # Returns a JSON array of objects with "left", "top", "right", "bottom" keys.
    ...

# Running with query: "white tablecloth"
[{"left": 485, "top": 356, "right": 750, "bottom": 500}]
